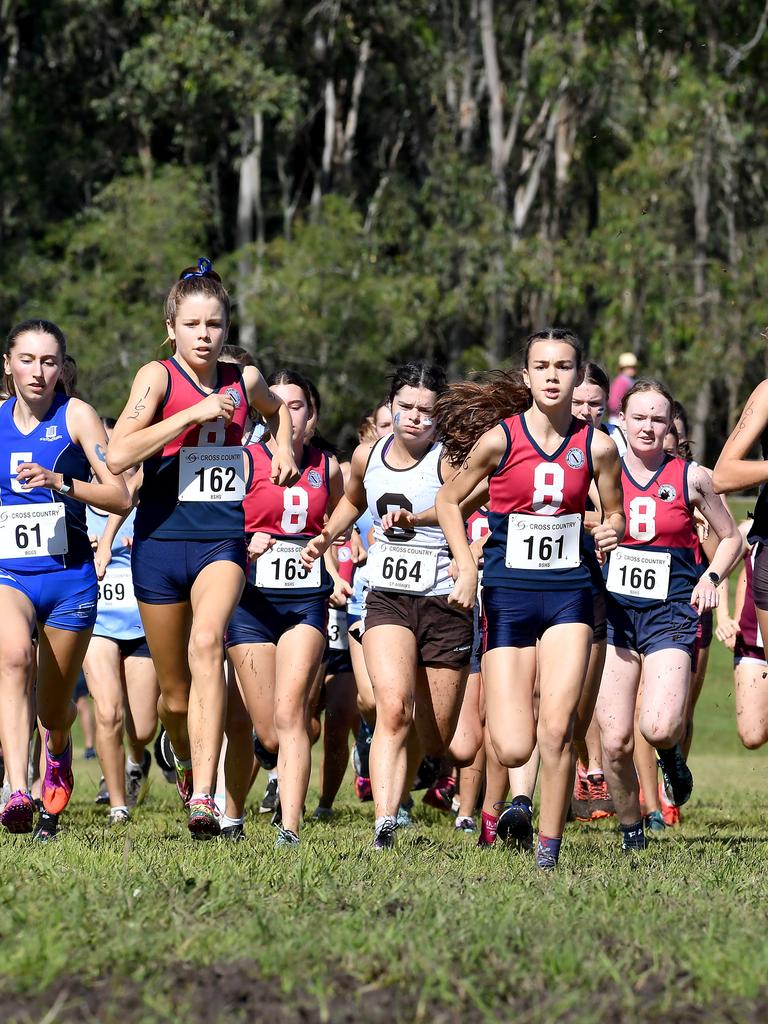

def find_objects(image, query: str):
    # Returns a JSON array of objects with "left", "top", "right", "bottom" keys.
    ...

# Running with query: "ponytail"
[{"left": 435, "top": 370, "right": 532, "bottom": 466}]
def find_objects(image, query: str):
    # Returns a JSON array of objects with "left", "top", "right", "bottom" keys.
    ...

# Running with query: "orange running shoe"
[
  {"left": 571, "top": 764, "right": 591, "bottom": 822},
  {"left": 659, "top": 781, "right": 681, "bottom": 826},
  {"left": 41, "top": 733, "right": 74, "bottom": 815},
  {"left": 588, "top": 773, "right": 615, "bottom": 820}
]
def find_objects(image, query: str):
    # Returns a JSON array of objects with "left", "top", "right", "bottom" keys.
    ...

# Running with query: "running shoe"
[
  {"left": 658, "top": 782, "right": 682, "bottom": 827},
  {"left": 275, "top": 827, "right": 299, "bottom": 848},
  {"left": 352, "top": 718, "right": 372, "bottom": 778},
  {"left": 259, "top": 774, "right": 279, "bottom": 814},
  {"left": 454, "top": 815, "right": 477, "bottom": 833},
  {"left": 313, "top": 806, "right": 333, "bottom": 821},
  {"left": 412, "top": 756, "right": 440, "bottom": 791},
  {"left": 41, "top": 734, "right": 74, "bottom": 815},
  {"left": 571, "top": 764, "right": 591, "bottom": 822},
  {"left": 154, "top": 728, "right": 177, "bottom": 784},
  {"left": 220, "top": 823, "right": 246, "bottom": 841},
  {"left": 396, "top": 805, "right": 414, "bottom": 828},
  {"left": 270, "top": 798, "right": 282, "bottom": 827},
  {"left": 170, "top": 746, "right": 193, "bottom": 808},
  {"left": 1, "top": 790, "right": 35, "bottom": 833},
  {"left": 354, "top": 775, "right": 373, "bottom": 802},
  {"left": 94, "top": 776, "right": 110, "bottom": 805},
  {"left": 423, "top": 775, "right": 457, "bottom": 812},
  {"left": 0, "top": 753, "right": 4, "bottom": 788},
  {"left": 108, "top": 807, "right": 130, "bottom": 827},
  {"left": 32, "top": 811, "right": 59, "bottom": 843},
  {"left": 372, "top": 816, "right": 397, "bottom": 850},
  {"left": 644, "top": 809, "right": 666, "bottom": 833},
  {"left": 84, "top": 746, "right": 97, "bottom": 761},
  {"left": 656, "top": 744, "right": 693, "bottom": 807},
  {"left": 187, "top": 796, "right": 220, "bottom": 840},
  {"left": 125, "top": 750, "right": 151, "bottom": 807},
  {"left": 587, "top": 772, "right": 615, "bottom": 820},
  {"left": 535, "top": 840, "right": 558, "bottom": 872},
  {"left": 495, "top": 798, "right": 534, "bottom": 852}
]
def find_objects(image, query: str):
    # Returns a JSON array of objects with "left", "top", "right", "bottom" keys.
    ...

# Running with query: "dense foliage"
[{"left": 3, "top": 1, "right": 768, "bottom": 456}]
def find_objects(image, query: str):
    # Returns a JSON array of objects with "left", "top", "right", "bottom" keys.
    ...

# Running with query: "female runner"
[
  {"left": 435, "top": 329, "right": 625, "bottom": 870},
  {"left": 303, "top": 362, "right": 476, "bottom": 850},
  {"left": 222, "top": 369, "right": 345, "bottom": 846},
  {"left": 0, "top": 319, "right": 130, "bottom": 837},
  {"left": 597, "top": 379, "right": 741, "bottom": 850},
  {"left": 107, "top": 259, "right": 298, "bottom": 839}
]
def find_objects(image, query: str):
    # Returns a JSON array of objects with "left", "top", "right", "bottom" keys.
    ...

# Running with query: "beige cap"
[{"left": 618, "top": 352, "right": 637, "bottom": 369}]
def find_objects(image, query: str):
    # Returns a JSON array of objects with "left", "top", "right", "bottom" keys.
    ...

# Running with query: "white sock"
[
  {"left": 268, "top": 770, "right": 278, "bottom": 782},
  {"left": 220, "top": 814, "right": 244, "bottom": 829},
  {"left": 111, "top": 805, "right": 129, "bottom": 814},
  {"left": 190, "top": 791, "right": 210, "bottom": 803},
  {"left": 126, "top": 758, "right": 142, "bottom": 772}
]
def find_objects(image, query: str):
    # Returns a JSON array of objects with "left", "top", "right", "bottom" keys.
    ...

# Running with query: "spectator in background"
[{"left": 608, "top": 352, "right": 638, "bottom": 424}]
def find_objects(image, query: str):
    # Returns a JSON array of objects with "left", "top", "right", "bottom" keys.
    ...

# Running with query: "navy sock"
[
  {"left": 620, "top": 818, "right": 647, "bottom": 850},
  {"left": 535, "top": 833, "right": 562, "bottom": 868}
]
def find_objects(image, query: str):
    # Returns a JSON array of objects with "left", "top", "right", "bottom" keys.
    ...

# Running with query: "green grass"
[{"left": 2, "top": 637, "right": 767, "bottom": 1023}]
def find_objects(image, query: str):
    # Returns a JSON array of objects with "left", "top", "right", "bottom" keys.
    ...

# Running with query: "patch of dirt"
[{"left": 3, "top": 963, "right": 767, "bottom": 1024}]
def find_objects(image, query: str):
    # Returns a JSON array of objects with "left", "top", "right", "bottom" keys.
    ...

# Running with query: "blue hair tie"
[{"left": 182, "top": 257, "right": 213, "bottom": 279}]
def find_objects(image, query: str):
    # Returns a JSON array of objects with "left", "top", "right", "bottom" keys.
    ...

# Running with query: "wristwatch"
[
  {"left": 706, "top": 571, "right": 721, "bottom": 587},
  {"left": 57, "top": 474, "right": 73, "bottom": 495}
]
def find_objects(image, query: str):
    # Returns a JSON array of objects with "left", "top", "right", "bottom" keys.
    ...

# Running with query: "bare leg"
[
  {"left": 83, "top": 637, "right": 127, "bottom": 808},
  {"left": 597, "top": 645, "right": 642, "bottom": 825},
  {"left": 138, "top": 600, "right": 192, "bottom": 760},
  {"left": 317, "top": 670, "right": 358, "bottom": 809},
  {"left": 0, "top": 587, "right": 36, "bottom": 792},
  {"left": 735, "top": 660, "right": 768, "bottom": 749},
  {"left": 37, "top": 625, "right": 93, "bottom": 757},
  {"left": 123, "top": 654, "right": 159, "bottom": 763}
]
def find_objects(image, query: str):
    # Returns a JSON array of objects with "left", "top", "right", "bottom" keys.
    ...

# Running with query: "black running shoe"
[
  {"left": 372, "top": 816, "right": 397, "bottom": 850},
  {"left": 154, "top": 728, "right": 177, "bottom": 784},
  {"left": 220, "top": 823, "right": 246, "bottom": 841},
  {"left": 253, "top": 733, "right": 278, "bottom": 772},
  {"left": 126, "top": 749, "right": 151, "bottom": 807},
  {"left": 260, "top": 776, "right": 279, "bottom": 814},
  {"left": 656, "top": 744, "right": 693, "bottom": 807},
  {"left": 94, "top": 776, "right": 110, "bottom": 805},
  {"left": 495, "top": 798, "right": 534, "bottom": 851},
  {"left": 32, "top": 811, "right": 59, "bottom": 843}
]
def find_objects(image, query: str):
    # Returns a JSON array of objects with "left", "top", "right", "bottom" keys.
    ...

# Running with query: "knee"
[
  {"left": 537, "top": 717, "right": 575, "bottom": 756},
  {"left": 601, "top": 730, "right": 634, "bottom": 764},
  {"left": 640, "top": 715, "right": 679, "bottom": 749},
  {"left": 738, "top": 721, "right": 768, "bottom": 751},
  {"left": 94, "top": 702, "right": 123, "bottom": 734},
  {"left": 188, "top": 627, "right": 224, "bottom": 665},
  {"left": 0, "top": 642, "right": 34, "bottom": 679},
  {"left": 375, "top": 694, "right": 412, "bottom": 734},
  {"left": 449, "top": 730, "right": 482, "bottom": 768},
  {"left": 274, "top": 701, "right": 303, "bottom": 735},
  {"left": 356, "top": 692, "right": 375, "bottom": 718},
  {"left": 491, "top": 734, "right": 535, "bottom": 769},
  {"left": 159, "top": 689, "right": 189, "bottom": 716}
]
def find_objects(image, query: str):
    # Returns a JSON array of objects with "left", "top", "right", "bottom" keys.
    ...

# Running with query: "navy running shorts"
[
  {"left": 132, "top": 536, "right": 246, "bottom": 605},
  {"left": 606, "top": 596, "right": 698, "bottom": 658},
  {"left": 482, "top": 586, "right": 594, "bottom": 652},
  {"left": 226, "top": 585, "right": 328, "bottom": 647},
  {"left": 0, "top": 561, "right": 97, "bottom": 632}
]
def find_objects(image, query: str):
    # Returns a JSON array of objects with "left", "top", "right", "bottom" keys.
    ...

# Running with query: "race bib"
[
  {"left": 252, "top": 539, "right": 321, "bottom": 590},
  {"left": 606, "top": 547, "right": 671, "bottom": 601},
  {"left": 367, "top": 542, "right": 438, "bottom": 594},
  {"left": 327, "top": 607, "right": 349, "bottom": 650},
  {"left": 505, "top": 513, "right": 581, "bottom": 571},
  {"left": 178, "top": 447, "right": 246, "bottom": 502},
  {"left": 0, "top": 503, "right": 68, "bottom": 559},
  {"left": 98, "top": 566, "right": 135, "bottom": 609}
]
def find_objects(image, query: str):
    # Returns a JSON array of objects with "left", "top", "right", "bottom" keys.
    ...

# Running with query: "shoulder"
[
  {"left": 686, "top": 461, "right": 713, "bottom": 496},
  {"left": 65, "top": 397, "right": 100, "bottom": 430},
  {"left": 241, "top": 364, "right": 264, "bottom": 392},
  {"left": 351, "top": 439, "right": 378, "bottom": 474},
  {"left": 134, "top": 360, "right": 170, "bottom": 389},
  {"left": 589, "top": 427, "right": 619, "bottom": 462}
]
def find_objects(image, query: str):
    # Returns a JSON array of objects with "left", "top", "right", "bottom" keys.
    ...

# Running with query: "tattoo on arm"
[
  {"left": 127, "top": 386, "right": 150, "bottom": 421},
  {"left": 95, "top": 444, "right": 107, "bottom": 463}
]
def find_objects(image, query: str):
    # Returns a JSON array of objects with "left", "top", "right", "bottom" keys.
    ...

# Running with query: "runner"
[
  {"left": 222, "top": 369, "right": 345, "bottom": 845},
  {"left": 302, "top": 362, "right": 477, "bottom": 850},
  {"left": 106, "top": 258, "right": 298, "bottom": 839},
  {"left": 434, "top": 329, "right": 625, "bottom": 869},
  {"left": 597, "top": 379, "right": 741, "bottom": 851},
  {"left": 0, "top": 319, "right": 129, "bottom": 838}
]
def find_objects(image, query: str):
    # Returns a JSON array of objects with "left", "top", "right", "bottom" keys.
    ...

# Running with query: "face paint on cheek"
[
  {"left": 422, "top": 417, "right": 433, "bottom": 427},
  {"left": 394, "top": 412, "right": 401, "bottom": 426}
]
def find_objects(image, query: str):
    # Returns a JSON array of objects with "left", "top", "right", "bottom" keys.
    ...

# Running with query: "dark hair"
[
  {"left": 671, "top": 400, "right": 690, "bottom": 437},
  {"left": 582, "top": 361, "right": 609, "bottom": 395},
  {"left": 523, "top": 327, "right": 583, "bottom": 369},
  {"left": 434, "top": 370, "right": 532, "bottom": 466},
  {"left": 60, "top": 354, "right": 80, "bottom": 398},
  {"left": 101, "top": 415, "right": 117, "bottom": 430},
  {"left": 4, "top": 319, "right": 68, "bottom": 397},
  {"left": 219, "top": 344, "right": 255, "bottom": 367},
  {"left": 165, "top": 258, "right": 231, "bottom": 327},
  {"left": 620, "top": 377, "right": 675, "bottom": 415},
  {"left": 388, "top": 361, "right": 447, "bottom": 404},
  {"left": 267, "top": 368, "right": 313, "bottom": 410}
]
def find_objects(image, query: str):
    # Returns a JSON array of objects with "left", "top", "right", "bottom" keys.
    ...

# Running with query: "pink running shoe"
[
  {"left": 1, "top": 790, "right": 35, "bottom": 833},
  {"left": 42, "top": 734, "right": 74, "bottom": 815},
  {"left": 423, "top": 775, "right": 457, "bottom": 811},
  {"left": 355, "top": 775, "right": 373, "bottom": 802}
]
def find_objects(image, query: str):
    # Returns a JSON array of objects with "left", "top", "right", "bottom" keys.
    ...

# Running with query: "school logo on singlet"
[
  {"left": 566, "top": 447, "right": 585, "bottom": 469},
  {"left": 658, "top": 484, "right": 677, "bottom": 502},
  {"left": 307, "top": 469, "right": 323, "bottom": 489},
  {"left": 225, "top": 388, "right": 242, "bottom": 409},
  {"left": 41, "top": 425, "right": 62, "bottom": 442},
  {"left": 338, "top": 547, "right": 352, "bottom": 563}
]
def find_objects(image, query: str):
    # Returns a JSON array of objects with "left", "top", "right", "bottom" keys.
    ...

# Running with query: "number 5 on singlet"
[{"left": 178, "top": 447, "right": 246, "bottom": 502}]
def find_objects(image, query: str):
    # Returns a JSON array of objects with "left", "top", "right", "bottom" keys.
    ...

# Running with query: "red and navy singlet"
[
  {"left": 245, "top": 442, "right": 331, "bottom": 595},
  {"left": 606, "top": 455, "right": 698, "bottom": 608},
  {"left": 466, "top": 507, "right": 490, "bottom": 545},
  {"left": 483, "top": 415, "right": 594, "bottom": 590},
  {"left": 134, "top": 358, "right": 250, "bottom": 540},
  {"left": 740, "top": 549, "right": 763, "bottom": 650}
]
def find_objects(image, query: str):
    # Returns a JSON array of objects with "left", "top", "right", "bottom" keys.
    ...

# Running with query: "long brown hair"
[{"left": 435, "top": 369, "right": 532, "bottom": 466}]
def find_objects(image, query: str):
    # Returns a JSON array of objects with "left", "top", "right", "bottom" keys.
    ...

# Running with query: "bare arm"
[
  {"left": 589, "top": 431, "right": 625, "bottom": 552},
  {"left": 689, "top": 464, "right": 743, "bottom": 611},
  {"left": 301, "top": 443, "right": 373, "bottom": 566},
  {"left": 435, "top": 427, "right": 508, "bottom": 609},
  {"left": 244, "top": 367, "right": 299, "bottom": 486},
  {"left": 712, "top": 380, "right": 768, "bottom": 493}
]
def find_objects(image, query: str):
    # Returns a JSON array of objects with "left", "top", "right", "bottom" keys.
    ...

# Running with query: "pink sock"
[{"left": 480, "top": 810, "right": 498, "bottom": 844}]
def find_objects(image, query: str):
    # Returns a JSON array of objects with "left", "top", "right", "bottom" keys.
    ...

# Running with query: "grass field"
[{"left": 2, "top": 622, "right": 768, "bottom": 1022}]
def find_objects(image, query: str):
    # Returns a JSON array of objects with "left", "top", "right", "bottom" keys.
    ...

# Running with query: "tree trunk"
[{"left": 236, "top": 110, "right": 264, "bottom": 355}]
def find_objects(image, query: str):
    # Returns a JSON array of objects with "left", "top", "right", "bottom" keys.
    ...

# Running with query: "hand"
[
  {"left": 591, "top": 522, "right": 620, "bottom": 554},
  {"left": 121, "top": 535, "right": 133, "bottom": 549},
  {"left": 195, "top": 392, "right": 235, "bottom": 426},
  {"left": 715, "top": 617, "right": 741, "bottom": 645},
  {"left": 329, "top": 578, "right": 353, "bottom": 608},
  {"left": 270, "top": 449, "right": 300, "bottom": 487},
  {"left": 694, "top": 510, "right": 710, "bottom": 544},
  {"left": 691, "top": 577, "right": 720, "bottom": 615},
  {"left": 16, "top": 463, "right": 60, "bottom": 492},
  {"left": 468, "top": 537, "right": 486, "bottom": 567},
  {"left": 381, "top": 508, "right": 417, "bottom": 534},
  {"left": 247, "top": 532, "right": 275, "bottom": 560},
  {"left": 447, "top": 565, "right": 478, "bottom": 610},
  {"left": 350, "top": 530, "right": 367, "bottom": 565},
  {"left": 301, "top": 531, "right": 330, "bottom": 569},
  {"left": 93, "top": 543, "right": 112, "bottom": 580}
]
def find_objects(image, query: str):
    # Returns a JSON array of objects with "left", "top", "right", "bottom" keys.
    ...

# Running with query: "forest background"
[{"left": 2, "top": 0, "right": 767, "bottom": 458}]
